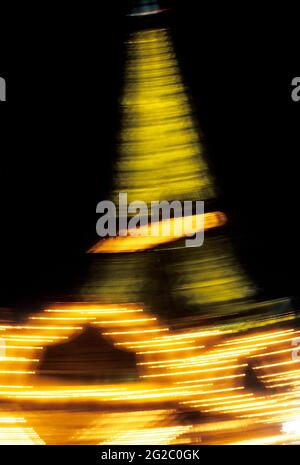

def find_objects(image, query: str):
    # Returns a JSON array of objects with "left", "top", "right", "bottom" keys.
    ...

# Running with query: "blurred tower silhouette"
[
  {"left": 82, "top": 1, "right": 257, "bottom": 321},
  {"left": 0, "top": 1, "right": 297, "bottom": 447}
]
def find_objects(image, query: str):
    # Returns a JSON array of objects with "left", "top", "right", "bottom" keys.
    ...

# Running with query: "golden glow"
[
  {"left": 0, "top": 302, "right": 300, "bottom": 444},
  {"left": 90, "top": 212, "right": 226, "bottom": 253},
  {"left": 0, "top": 25, "right": 299, "bottom": 447}
]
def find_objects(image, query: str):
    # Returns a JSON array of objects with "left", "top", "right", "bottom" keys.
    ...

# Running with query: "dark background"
[{"left": 0, "top": 1, "right": 299, "bottom": 313}]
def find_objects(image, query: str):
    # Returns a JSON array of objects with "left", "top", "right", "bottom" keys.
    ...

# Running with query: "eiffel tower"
[
  {"left": 80, "top": 0, "right": 263, "bottom": 326},
  {"left": 0, "top": 0, "right": 299, "bottom": 445}
]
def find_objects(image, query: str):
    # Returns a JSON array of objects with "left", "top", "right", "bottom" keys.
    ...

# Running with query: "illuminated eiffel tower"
[
  {"left": 0, "top": 1, "right": 298, "bottom": 446},
  {"left": 81, "top": 0, "right": 260, "bottom": 323}
]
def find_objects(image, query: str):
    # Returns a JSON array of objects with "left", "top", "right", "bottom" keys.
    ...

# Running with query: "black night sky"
[{"left": 0, "top": 1, "right": 299, "bottom": 314}]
